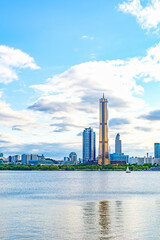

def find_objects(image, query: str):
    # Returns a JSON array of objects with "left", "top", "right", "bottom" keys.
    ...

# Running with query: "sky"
[{"left": 1, "top": 0, "right": 160, "bottom": 159}]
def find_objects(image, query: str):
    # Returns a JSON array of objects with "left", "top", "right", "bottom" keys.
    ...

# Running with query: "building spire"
[{"left": 98, "top": 93, "right": 109, "bottom": 165}]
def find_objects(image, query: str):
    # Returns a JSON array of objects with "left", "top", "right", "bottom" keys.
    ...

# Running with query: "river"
[{"left": 0, "top": 171, "right": 160, "bottom": 239}]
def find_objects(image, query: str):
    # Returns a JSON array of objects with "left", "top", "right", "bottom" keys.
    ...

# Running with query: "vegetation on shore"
[{"left": 0, "top": 163, "right": 154, "bottom": 171}]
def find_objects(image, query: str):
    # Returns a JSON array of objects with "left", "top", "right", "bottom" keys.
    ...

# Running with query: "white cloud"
[
  {"left": 0, "top": 45, "right": 40, "bottom": 83},
  {"left": 31, "top": 41, "right": 160, "bottom": 99},
  {"left": 28, "top": 41, "right": 160, "bottom": 157},
  {"left": 81, "top": 35, "right": 88, "bottom": 39},
  {"left": 0, "top": 100, "right": 36, "bottom": 127},
  {"left": 0, "top": 95, "right": 78, "bottom": 157},
  {"left": 119, "top": 0, "right": 160, "bottom": 30},
  {"left": 1, "top": 42, "right": 160, "bottom": 157},
  {"left": 0, "top": 46, "right": 80, "bottom": 157},
  {"left": 81, "top": 35, "right": 94, "bottom": 40}
]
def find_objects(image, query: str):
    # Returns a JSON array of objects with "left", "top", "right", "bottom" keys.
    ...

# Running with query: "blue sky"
[{"left": 1, "top": 0, "right": 160, "bottom": 158}]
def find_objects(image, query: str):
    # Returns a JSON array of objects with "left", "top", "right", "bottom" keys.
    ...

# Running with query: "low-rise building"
[
  {"left": 130, "top": 156, "right": 153, "bottom": 165},
  {"left": 152, "top": 158, "right": 160, "bottom": 165},
  {"left": 110, "top": 153, "right": 129, "bottom": 165},
  {"left": 63, "top": 152, "right": 78, "bottom": 165},
  {"left": 69, "top": 152, "right": 77, "bottom": 164},
  {"left": 0, "top": 158, "right": 3, "bottom": 165},
  {"left": 0, "top": 153, "right": 5, "bottom": 165}
]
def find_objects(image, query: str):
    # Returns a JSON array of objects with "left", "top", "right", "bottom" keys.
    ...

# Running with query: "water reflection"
[
  {"left": 1, "top": 171, "right": 160, "bottom": 239},
  {"left": 82, "top": 201, "right": 120, "bottom": 240},
  {"left": 98, "top": 201, "right": 110, "bottom": 237},
  {"left": 1, "top": 198, "right": 160, "bottom": 240},
  {"left": 81, "top": 199, "right": 160, "bottom": 240}
]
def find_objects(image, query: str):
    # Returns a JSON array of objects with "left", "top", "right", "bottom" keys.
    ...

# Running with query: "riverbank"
[{"left": 0, "top": 164, "right": 153, "bottom": 171}]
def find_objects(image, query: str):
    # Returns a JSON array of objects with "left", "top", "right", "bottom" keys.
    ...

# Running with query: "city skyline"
[{"left": 1, "top": 0, "right": 160, "bottom": 158}]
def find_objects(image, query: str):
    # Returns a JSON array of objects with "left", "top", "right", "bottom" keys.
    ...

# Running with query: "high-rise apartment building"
[
  {"left": 31, "top": 154, "right": 38, "bottom": 160},
  {"left": 11, "top": 155, "right": 21, "bottom": 164},
  {"left": 154, "top": 143, "right": 160, "bottom": 158},
  {"left": 98, "top": 94, "right": 110, "bottom": 165},
  {"left": 115, "top": 133, "right": 122, "bottom": 156},
  {"left": 83, "top": 127, "right": 96, "bottom": 163},
  {"left": 21, "top": 154, "right": 31, "bottom": 165}
]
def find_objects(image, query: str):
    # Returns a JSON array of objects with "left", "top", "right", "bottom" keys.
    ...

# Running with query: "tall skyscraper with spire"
[{"left": 98, "top": 94, "right": 110, "bottom": 165}]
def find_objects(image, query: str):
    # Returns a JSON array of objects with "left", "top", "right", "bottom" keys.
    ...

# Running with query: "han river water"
[{"left": 0, "top": 171, "right": 160, "bottom": 240}]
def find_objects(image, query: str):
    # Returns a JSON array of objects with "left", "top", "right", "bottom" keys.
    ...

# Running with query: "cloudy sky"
[{"left": 1, "top": 0, "right": 160, "bottom": 159}]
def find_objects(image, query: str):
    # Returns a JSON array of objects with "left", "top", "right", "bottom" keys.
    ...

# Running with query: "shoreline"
[{"left": 0, "top": 164, "right": 156, "bottom": 171}]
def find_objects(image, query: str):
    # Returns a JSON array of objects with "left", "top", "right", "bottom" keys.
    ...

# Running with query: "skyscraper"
[
  {"left": 115, "top": 133, "right": 122, "bottom": 156},
  {"left": 154, "top": 143, "right": 160, "bottom": 158},
  {"left": 83, "top": 127, "right": 96, "bottom": 163},
  {"left": 98, "top": 94, "right": 110, "bottom": 165}
]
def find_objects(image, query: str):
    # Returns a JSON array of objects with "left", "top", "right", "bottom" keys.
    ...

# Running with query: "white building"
[
  {"left": 130, "top": 156, "right": 153, "bottom": 165},
  {"left": 31, "top": 154, "right": 38, "bottom": 160}
]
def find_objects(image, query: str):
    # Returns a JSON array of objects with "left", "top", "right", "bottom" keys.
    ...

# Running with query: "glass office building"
[
  {"left": 154, "top": 143, "right": 160, "bottom": 158},
  {"left": 115, "top": 133, "right": 122, "bottom": 156},
  {"left": 83, "top": 127, "right": 96, "bottom": 164}
]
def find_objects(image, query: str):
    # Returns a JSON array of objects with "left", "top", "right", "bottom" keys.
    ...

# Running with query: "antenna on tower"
[{"left": 103, "top": 93, "right": 104, "bottom": 98}]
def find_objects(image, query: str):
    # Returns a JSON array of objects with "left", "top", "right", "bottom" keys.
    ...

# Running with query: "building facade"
[
  {"left": 110, "top": 153, "right": 129, "bottom": 164},
  {"left": 64, "top": 157, "right": 70, "bottom": 162},
  {"left": 130, "top": 156, "right": 153, "bottom": 165},
  {"left": 154, "top": 143, "right": 160, "bottom": 158},
  {"left": 69, "top": 152, "right": 77, "bottom": 164},
  {"left": 153, "top": 158, "right": 160, "bottom": 165},
  {"left": 21, "top": 154, "right": 31, "bottom": 165},
  {"left": 115, "top": 133, "right": 122, "bottom": 156},
  {"left": 98, "top": 94, "right": 110, "bottom": 165},
  {"left": 31, "top": 154, "right": 38, "bottom": 160},
  {"left": 83, "top": 127, "right": 96, "bottom": 164},
  {"left": 10, "top": 155, "right": 21, "bottom": 164},
  {"left": 28, "top": 154, "right": 38, "bottom": 165},
  {"left": 0, "top": 153, "right": 4, "bottom": 165}
]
